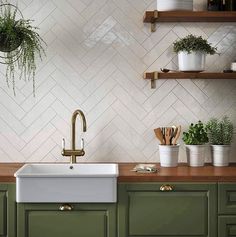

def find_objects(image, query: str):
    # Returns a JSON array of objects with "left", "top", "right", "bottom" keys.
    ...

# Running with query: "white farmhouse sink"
[{"left": 14, "top": 163, "right": 118, "bottom": 203}]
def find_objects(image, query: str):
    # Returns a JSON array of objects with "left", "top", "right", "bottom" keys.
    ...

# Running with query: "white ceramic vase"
[
  {"left": 159, "top": 145, "right": 180, "bottom": 167},
  {"left": 185, "top": 145, "right": 207, "bottom": 167},
  {"left": 178, "top": 51, "right": 206, "bottom": 72},
  {"left": 157, "top": 0, "right": 193, "bottom": 11},
  {"left": 211, "top": 145, "right": 231, "bottom": 167}
]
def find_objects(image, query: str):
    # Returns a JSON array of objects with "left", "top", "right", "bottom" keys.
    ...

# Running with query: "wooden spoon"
[
  {"left": 154, "top": 128, "right": 165, "bottom": 145},
  {"left": 165, "top": 127, "right": 172, "bottom": 145},
  {"left": 172, "top": 125, "right": 181, "bottom": 145}
]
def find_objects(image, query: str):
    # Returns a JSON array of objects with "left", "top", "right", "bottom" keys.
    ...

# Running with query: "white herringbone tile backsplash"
[{"left": 0, "top": 0, "right": 236, "bottom": 163}]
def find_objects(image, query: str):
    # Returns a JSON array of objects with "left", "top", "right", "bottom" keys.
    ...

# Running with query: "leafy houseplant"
[
  {"left": 206, "top": 116, "right": 234, "bottom": 166},
  {"left": 173, "top": 34, "right": 217, "bottom": 72},
  {"left": 183, "top": 121, "right": 209, "bottom": 167},
  {"left": 206, "top": 116, "right": 234, "bottom": 145},
  {"left": 0, "top": 4, "right": 45, "bottom": 95},
  {"left": 183, "top": 121, "right": 209, "bottom": 145}
]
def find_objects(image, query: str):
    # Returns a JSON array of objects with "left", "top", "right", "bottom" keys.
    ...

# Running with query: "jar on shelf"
[
  {"left": 207, "top": 0, "right": 220, "bottom": 11},
  {"left": 209, "top": 0, "right": 236, "bottom": 11},
  {"left": 224, "top": 0, "right": 236, "bottom": 10}
]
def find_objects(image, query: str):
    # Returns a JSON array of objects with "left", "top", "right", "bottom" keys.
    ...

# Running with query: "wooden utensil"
[
  {"left": 165, "top": 127, "right": 172, "bottom": 145},
  {"left": 161, "top": 127, "right": 166, "bottom": 144},
  {"left": 171, "top": 126, "right": 177, "bottom": 144},
  {"left": 154, "top": 128, "right": 165, "bottom": 145},
  {"left": 172, "top": 125, "right": 181, "bottom": 145}
]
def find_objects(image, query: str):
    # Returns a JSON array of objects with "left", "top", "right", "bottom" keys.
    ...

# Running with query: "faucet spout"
[
  {"left": 61, "top": 109, "right": 87, "bottom": 164},
  {"left": 71, "top": 109, "right": 87, "bottom": 150}
]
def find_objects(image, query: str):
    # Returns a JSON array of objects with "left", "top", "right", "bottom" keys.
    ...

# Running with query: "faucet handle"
[
  {"left": 62, "top": 138, "right": 65, "bottom": 150},
  {"left": 81, "top": 138, "right": 84, "bottom": 150}
]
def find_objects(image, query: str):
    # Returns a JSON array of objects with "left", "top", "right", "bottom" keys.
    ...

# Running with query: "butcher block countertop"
[{"left": 1, "top": 163, "right": 236, "bottom": 182}]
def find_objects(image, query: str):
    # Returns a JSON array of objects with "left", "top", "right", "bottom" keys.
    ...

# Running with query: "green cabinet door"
[
  {"left": 118, "top": 183, "right": 217, "bottom": 237},
  {"left": 17, "top": 203, "right": 116, "bottom": 237},
  {"left": 218, "top": 216, "right": 236, "bottom": 237},
  {"left": 0, "top": 184, "right": 16, "bottom": 237},
  {"left": 219, "top": 183, "right": 236, "bottom": 214}
]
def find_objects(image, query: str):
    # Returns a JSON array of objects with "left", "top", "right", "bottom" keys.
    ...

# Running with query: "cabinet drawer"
[
  {"left": 219, "top": 183, "right": 236, "bottom": 214},
  {"left": 218, "top": 216, "right": 236, "bottom": 237},
  {"left": 118, "top": 183, "right": 217, "bottom": 237}
]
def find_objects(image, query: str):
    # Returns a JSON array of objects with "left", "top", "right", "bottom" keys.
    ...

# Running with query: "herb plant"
[
  {"left": 206, "top": 116, "right": 234, "bottom": 145},
  {"left": 173, "top": 34, "right": 217, "bottom": 55},
  {"left": 183, "top": 121, "right": 209, "bottom": 145},
  {"left": 0, "top": 4, "right": 45, "bottom": 95}
]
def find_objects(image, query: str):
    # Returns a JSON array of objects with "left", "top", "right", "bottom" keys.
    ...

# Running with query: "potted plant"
[
  {"left": 173, "top": 34, "right": 217, "bottom": 72},
  {"left": 0, "top": 4, "right": 45, "bottom": 95},
  {"left": 183, "top": 121, "right": 209, "bottom": 167},
  {"left": 206, "top": 116, "right": 234, "bottom": 166},
  {"left": 157, "top": 0, "right": 193, "bottom": 11}
]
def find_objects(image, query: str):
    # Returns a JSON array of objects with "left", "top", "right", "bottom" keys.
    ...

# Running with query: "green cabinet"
[
  {"left": 218, "top": 183, "right": 236, "bottom": 237},
  {"left": 0, "top": 184, "right": 16, "bottom": 237},
  {"left": 17, "top": 203, "right": 116, "bottom": 237},
  {"left": 118, "top": 183, "right": 217, "bottom": 237},
  {"left": 218, "top": 216, "right": 236, "bottom": 237},
  {"left": 219, "top": 183, "right": 236, "bottom": 214},
  {"left": 2, "top": 180, "right": 236, "bottom": 237}
]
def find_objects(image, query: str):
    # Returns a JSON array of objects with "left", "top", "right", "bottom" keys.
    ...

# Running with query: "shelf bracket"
[
  {"left": 144, "top": 71, "right": 159, "bottom": 89},
  {"left": 151, "top": 10, "right": 158, "bottom": 32},
  {"left": 151, "top": 71, "right": 158, "bottom": 88}
]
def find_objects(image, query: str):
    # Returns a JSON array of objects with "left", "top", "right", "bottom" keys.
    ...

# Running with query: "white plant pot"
[
  {"left": 157, "top": 0, "right": 193, "bottom": 11},
  {"left": 211, "top": 145, "right": 231, "bottom": 167},
  {"left": 178, "top": 51, "right": 206, "bottom": 72},
  {"left": 159, "top": 145, "right": 179, "bottom": 167},
  {"left": 185, "top": 145, "right": 207, "bottom": 167}
]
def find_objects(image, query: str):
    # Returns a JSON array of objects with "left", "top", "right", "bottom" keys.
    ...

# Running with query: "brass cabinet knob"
[
  {"left": 160, "top": 184, "right": 174, "bottom": 191},
  {"left": 59, "top": 204, "right": 73, "bottom": 211}
]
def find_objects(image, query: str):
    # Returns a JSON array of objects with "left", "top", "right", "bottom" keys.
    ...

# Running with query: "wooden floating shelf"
[
  {"left": 144, "top": 72, "right": 236, "bottom": 88},
  {"left": 144, "top": 11, "right": 236, "bottom": 23},
  {"left": 144, "top": 11, "right": 236, "bottom": 31}
]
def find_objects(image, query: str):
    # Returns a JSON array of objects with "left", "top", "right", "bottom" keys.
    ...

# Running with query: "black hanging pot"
[{"left": 0, "top": 29, "right": 23, "bottom": 53}]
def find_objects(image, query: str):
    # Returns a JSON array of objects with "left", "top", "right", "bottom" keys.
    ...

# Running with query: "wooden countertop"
[
  {"left": 118, "top": 163, "right": 236, "bottom": 182},
  {"left": 0, "top": 163, "right": 22, "bottom": 182},
  {"left": 2, "top": 163, "right": 236, "bottom": 182}
]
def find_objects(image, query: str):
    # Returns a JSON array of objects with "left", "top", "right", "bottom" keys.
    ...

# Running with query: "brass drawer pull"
[
  {"left": 160, "top": 184, "right": 174, "bottom": 191},
  {"left": 59, "top": 204, "right": 73, "bottom": 211}
]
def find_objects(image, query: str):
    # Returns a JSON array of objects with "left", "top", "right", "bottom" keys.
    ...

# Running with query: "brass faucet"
[{"left": 61, "top": 109, "right": 87, "bottom": 164}]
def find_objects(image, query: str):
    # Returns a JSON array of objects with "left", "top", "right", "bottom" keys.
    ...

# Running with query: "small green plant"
[
  {"left": 0, "top": 4, "right": 45, "bottom": 95},
  {"left": 183, "top": 121, "right": 209, "bottom": 145},
  {"left": 173, "top": 34, "right": 217, "bottom": 55},
  {"left": 206, "top": 116, "right": 234, "bottom": 145}
]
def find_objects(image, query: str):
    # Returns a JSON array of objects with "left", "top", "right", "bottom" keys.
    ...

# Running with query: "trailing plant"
[
  {"left": 0, "top": 4, "right": 45, "bottom": 95},
  {"left": 173, "top": 34, "right": 217, "bottom": 55},
  {"left": 183, "top": 121, "right": 209, "bottom": 145},
  {"left": 206, "top": 116, "right": 234, "bottom": 145}
]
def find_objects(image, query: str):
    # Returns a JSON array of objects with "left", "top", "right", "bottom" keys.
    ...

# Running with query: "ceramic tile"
[{"left": 0, "top": 0, "right": 236, "bottom": 163}]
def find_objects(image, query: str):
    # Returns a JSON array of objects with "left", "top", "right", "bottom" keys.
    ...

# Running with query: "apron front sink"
[{"left": 14, "top": 163, "right": 118, "bottom": 203}]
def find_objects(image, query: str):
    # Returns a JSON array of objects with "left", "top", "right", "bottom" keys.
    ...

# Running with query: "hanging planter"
[
  {"left": 0, "top": 4, "right": 45, "bottom": 95},
  {"left": 0, "top": 30, "right": 22, "bottom": 52}
]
